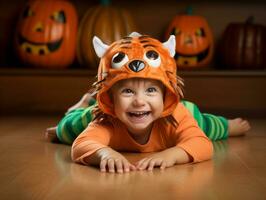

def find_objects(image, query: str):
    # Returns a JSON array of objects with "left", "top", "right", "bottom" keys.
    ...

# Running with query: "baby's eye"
[
  {"left": 144, "top": 50, "right": 161, "bottom": 67},
  {"left": 146, "top": 87, "right": 157, "bottom": 93},
  {"left": 111, "top": 52, "right": 129, "bottom": 69},
  {"left": 121, "top": 88, "right": 133, "bottom": 94}
]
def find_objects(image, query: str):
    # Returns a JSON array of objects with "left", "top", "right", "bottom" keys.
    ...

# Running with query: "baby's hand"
[
  {"left": 96, "top": 147, "right": 136, "bottom": 173},
  {"left": 135, "top": 147, "right": 191, "bottom": 171}
]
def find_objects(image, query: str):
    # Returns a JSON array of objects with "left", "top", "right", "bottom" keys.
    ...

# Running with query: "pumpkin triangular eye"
[
  {"left": 171, "top": 28, "right": 181, "bottom": 36},
  {"left": 23, "top": 6, "right": 35, "bottom": 18},
  {"left": 50, "top": 11, "right": 66, "bottom": 23},
  {"left": 195, "top": 28, "right": 206, "bottom": 37}
]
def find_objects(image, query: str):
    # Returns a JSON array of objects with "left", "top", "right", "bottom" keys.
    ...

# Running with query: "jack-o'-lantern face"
[
  {"left": 18, "top": 5, "right": 65, "bottom": 55},
  {"left": 15, "top": 0, "right": 78, "bottom": 68},
  {"left": 166, "top": 15, "right": 214, "bottom": 68}
]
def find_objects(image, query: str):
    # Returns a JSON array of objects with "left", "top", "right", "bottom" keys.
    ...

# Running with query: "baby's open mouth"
[{"left": 127, "top": 111, "right": 151, "bottom": 118}]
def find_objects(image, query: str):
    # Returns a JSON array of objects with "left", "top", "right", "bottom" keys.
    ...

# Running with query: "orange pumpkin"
[
  {"left": 77, "top": 1, "right": 137, "bottom": 69},
  {"left": 14, "top": 0, "right": 78, "bottom": 69},
  {"left": 165, "top": 8, "right": 214, "bottom": 69}
]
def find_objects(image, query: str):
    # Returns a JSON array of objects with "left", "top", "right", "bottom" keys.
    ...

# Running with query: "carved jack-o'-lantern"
[
  {"left": 14, "top": 0, "right": 78, "bottom": 69},
  {"left": 165, "top": 8, "right": 214, "bottom": 69}
]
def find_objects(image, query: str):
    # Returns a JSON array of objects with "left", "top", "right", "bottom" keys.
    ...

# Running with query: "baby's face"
[{"left": 110, "top": 78, "right": 164, "bottom": 140}]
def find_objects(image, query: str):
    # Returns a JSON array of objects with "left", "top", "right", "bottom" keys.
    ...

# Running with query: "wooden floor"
[{"left": 0, "top": 116, "right": 266, "bottom": 200}]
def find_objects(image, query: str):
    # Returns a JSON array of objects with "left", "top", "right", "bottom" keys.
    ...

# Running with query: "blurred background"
[{"left": 0, "top": 0, "right": 265, "bottom": 117}]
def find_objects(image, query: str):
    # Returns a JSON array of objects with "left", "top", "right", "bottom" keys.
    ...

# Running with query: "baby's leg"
[
  {"left": 182, "top": 100, "right": 229, "bottom": 141},
  {"left": 45, "top": 127, "right": 59, "bottom": 143},
  {"left": 45, "top": 93, "right": 96, "bottom": 144},
  {"left": 228, "top": 118, "right": 250, "bottom": 136},
  {"left": 56, "top": 106, "right": 95, "bottom": 144},
  {"left": 182, "top": 100, "right": 251, "bottom": 140},
  {"left": 45, "top": 105, "right": 95, "bottom": 144},
  {"left": 67, "top": 93, "right": 95, "bottom": 113}
]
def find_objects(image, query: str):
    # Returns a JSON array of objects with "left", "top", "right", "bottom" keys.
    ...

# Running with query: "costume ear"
[
  {"left": 128, "top": 32, "right": 142, "bottom": 37},
  {"left": 92, "top": 36, "right": 110, "bottom": 58},
  {"left": 163, "top": 35, "right": 176, "bottom": 58}
]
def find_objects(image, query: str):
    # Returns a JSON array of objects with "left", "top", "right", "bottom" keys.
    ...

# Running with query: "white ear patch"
[
  {"left": 163, "top": 35, "right": 176, "bottom": 58},
  {"left": 128, "top": 32, "right": 142, "bottom": 37},
  {"left": 92, "top": 36, "right": 110, "bottom": 58}
]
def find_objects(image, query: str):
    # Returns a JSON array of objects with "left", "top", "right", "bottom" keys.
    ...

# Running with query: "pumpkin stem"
[
  {"left": 100, "top": 0, "right": 111, "bottom": 6},
  {"left": 186, "top": 6, "right": 193, "bottom": 15},
  {"left": 246, "top": 16, "right": 254, "bottom": 24}
]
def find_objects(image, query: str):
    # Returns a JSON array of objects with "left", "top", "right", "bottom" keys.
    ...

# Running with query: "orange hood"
[{"left": 93, "top": 32, "right": 183, "bottom": 118}]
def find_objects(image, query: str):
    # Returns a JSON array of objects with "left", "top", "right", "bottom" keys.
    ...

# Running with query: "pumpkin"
[
  {"left": 77, "top": 0, "right": 137, "bottom": 69},
  {"left": 165, "top": 7, "right": 214, "bottom": 69},
  {"left": 218, "top": 17, "right": 266, "bottom": 69},
  {"left": 14, "top": 0, "right": 78, "bottom": 69}
]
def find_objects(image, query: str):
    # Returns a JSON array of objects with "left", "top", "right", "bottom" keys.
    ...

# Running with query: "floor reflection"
[{"left": 68, "top": 154, "right": 214, "bottom": 199}]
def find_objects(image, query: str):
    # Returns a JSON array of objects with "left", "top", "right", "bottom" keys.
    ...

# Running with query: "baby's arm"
[
  {"left": 71, "top": 121, "right": 135, "bottom": 173},
  {"left": 135, "top": 146, "right": 192, "bottom": 171},
  {"left": 135, "top": 104, "right": 213, "bottom": 171}
]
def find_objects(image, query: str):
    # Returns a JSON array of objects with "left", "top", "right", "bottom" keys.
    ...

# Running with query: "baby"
[{"left": 46, "top": 32, "right": 250, "bottom": 173}]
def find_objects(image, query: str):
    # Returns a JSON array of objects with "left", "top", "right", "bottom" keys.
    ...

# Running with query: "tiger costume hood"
[{"left": 93, "top": 32, "right": 183, "bottom": 118}]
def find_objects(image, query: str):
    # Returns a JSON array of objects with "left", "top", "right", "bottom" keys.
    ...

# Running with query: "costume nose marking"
[{"left": 128, "top": 60, "right": 145, "bottom": 72}]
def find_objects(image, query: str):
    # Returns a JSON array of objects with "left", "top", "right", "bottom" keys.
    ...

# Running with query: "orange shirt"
[{"left": 71, "top": 103, "right": 213, "bottom": 165}]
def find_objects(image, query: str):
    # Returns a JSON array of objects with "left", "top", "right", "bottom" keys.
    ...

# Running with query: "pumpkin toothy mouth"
[
  {"left": 174, "top": 47, "right": 209, "bottom": 65},
  {"left": 18, "top": 34, "right": 63, "bottom": 55}
]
